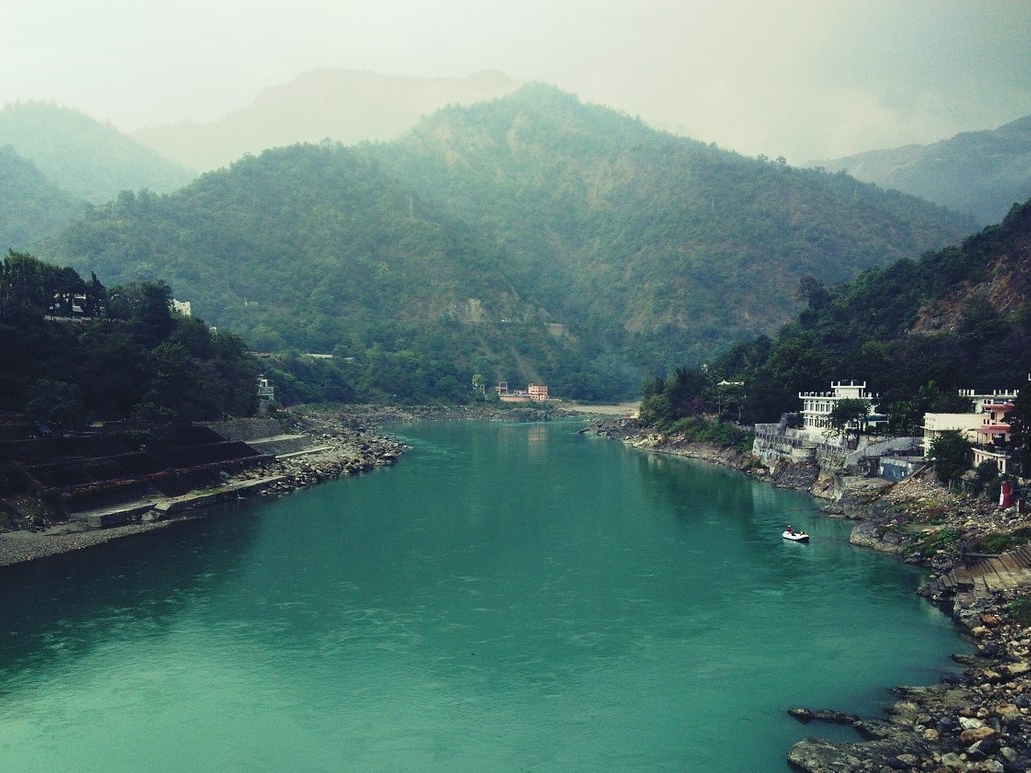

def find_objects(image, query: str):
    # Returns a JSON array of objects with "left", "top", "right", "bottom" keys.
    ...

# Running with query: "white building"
[
  {"left": 923, "top": 389, "right": 1019, "bottom": 475},
  {"left": 171, "top": 299, "right": 192, "bottom": 316},
  {"left": 798, "top": 380, "right": 880, "bottom": 439},
  {"left": 257, "top": 375, "right": 275, "bottom": 403}
]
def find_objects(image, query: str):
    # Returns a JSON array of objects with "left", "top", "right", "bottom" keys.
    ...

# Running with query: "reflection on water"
[{"left": 0, "top": 501, "right": 264, "bottom": 683}]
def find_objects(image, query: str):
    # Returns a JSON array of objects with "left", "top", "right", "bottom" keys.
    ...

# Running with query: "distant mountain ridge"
[
  {"left": 132, "top": 69, "right": 521, "bottom": 171},
  {"left": 43, "top": 85, "right": 979, "bottom": 400},
  {"left": 0, "top": 102, "right": 197, "bottom": 203},
  {"left": 813, "top": 114, "right": 1031, "bottom": 226}
]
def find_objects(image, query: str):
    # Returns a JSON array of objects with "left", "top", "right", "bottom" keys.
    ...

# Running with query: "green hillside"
[
  {"left": 710, "top": 199, "right": 1031, "bottom": 425},
  {"left": 47, "top": 143, "right": 598, "bottom": 400},
  {"left": 0, "top": 251, "right": 258, "bottom": 424},
  {"left": 0, "top": 146, "right": 86, "bottom": 251},
  {"left": 0, "top": 102, "right": 197, "bottom": 203},
  {"left": 372, "top": 84, "right": 977, "bottom": 368},
  {"left": 41, "top": 86, "right": 979, "bottom": 401},
  {"left": 816, "top": 114, "right": 1031, "bottom": 226}
]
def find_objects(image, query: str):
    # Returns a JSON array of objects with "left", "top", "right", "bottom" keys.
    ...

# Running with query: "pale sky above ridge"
[{"left": 1, "top": 0, "right": 1029, "bottom": 163}]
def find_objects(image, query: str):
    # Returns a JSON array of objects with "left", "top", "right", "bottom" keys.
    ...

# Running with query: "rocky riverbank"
[
  {"left": 584, "top": 416, "right": 1031, "bottom": 772},
  {"left": 0, "top": 407, "right": 409, "bottom": 567}
]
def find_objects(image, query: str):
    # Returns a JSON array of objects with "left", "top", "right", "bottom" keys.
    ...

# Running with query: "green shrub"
[
  {"left": 1006, "top": 596, "right": 1031, "bottom": 627},
  {"left": 668, "top": 416, "right": 754, "bottom": 453},
  {"left": 978, "top": 526, "right": 1031, "bottom": 555},
  {"left": 916, "top": 527, "right": 962, "bottom": 557}
]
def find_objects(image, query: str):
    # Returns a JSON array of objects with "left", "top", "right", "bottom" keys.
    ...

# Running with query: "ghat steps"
[{"left": 926, "top": 545, "right": 1031, "bottom": 599}]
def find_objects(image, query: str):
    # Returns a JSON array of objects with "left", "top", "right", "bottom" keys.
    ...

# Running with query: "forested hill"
[
  {"left": 370, "top": 84, "right": 977, "bottom": 367},
  {"left": 815, "top": 114, "right": 1031, "bottom": 226},
  {"left": 47, "top": 143, "right": 588, "bottom": 400},
  {"left": 0, "top": 146, "right": 86, "bottom": 250},
  {"left": 0, "top": 102, "right": 197, "bottom": 203},
  {"left": 711, "top": 199, "right": 1031, "bottom": 425},
  {"left": 42, "top": 85, "right": 979, "bottom": 401}
]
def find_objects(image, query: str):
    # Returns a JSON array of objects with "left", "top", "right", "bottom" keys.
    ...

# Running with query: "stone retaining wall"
[{"left": 203, "top": 419, "right": 284, "bottom": 443}]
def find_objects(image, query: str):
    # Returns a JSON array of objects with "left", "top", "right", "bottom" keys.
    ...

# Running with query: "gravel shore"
[
  {"left": 0, "top": 521, "right": 175, "bottom": 567},
  {"left": 0, "top": 406, "right": 411, "bottom": 568}
]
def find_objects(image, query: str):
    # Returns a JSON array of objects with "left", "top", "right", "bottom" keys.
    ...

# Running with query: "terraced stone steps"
[{"left": 925, "top": 544, "right": 1031, "bottom": 599}]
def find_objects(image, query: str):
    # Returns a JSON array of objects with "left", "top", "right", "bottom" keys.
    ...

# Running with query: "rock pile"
[
  {"left": 257, "top": 435, "right": 407, "bottom": 495},
  {"left": 788, "top": 593, "right": 1031, "bottom": 772}
]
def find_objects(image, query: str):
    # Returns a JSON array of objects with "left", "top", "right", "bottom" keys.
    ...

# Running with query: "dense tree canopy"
[
  {"left": 37, "top": 85, "right": 975, "bottom": 402},
  {"left": 642, "top": 198, "right": 1031, "bottom": 432},
  {"left": 928, "top": 431, "right": 972, "bottom": 486},
  {"left": 0, "top": 252, "right": 259, "bottom": 425}
]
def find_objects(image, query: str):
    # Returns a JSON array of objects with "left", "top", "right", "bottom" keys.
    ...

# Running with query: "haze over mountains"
[
  {"left": 815, "top": 114, "right": 1031, "bottom": 227},
  {"left": 132, "top": 69, "right": 521, "bottom": 172},
  {"left": 1, "top": 70, "right": 1023, "bottom": 400},
  {"left": 0, "top": 102, "right": 195, "bottom": 203}
]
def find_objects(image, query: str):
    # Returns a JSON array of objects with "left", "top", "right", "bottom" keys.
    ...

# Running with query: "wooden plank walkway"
[{"left": 929, "top": 545, "right": 1031, "bottom": 599}]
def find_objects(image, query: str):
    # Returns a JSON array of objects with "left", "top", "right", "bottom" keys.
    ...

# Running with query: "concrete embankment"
[{"left": 0, "top": 409, "right": 407, "bottom": 567}]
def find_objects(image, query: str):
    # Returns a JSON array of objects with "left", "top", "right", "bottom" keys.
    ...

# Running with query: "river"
[{"left": 0, "top": 420, "right": 966, "bottom": 771}]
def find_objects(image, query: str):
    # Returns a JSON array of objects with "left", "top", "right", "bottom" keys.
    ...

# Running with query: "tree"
[
  {"left": 108, "top": 280, "right": 175, "bottom": 346},
  {"left": 1007, "top": 391, "right": 1031, "bottom": 477},
  {"left": 795, "top": 275, "right": 829, "bottom": 312},
  {"left": 826, "top": 398, "right": 870, "bottom": 449},
  {"left": 25, "top": 378, "right": 87, "bottom": 432},
  {"left": 928, "top": 430, "right": 970, "bottom": 487},
  {"left": 0, "top": 250, "right": 48, "bottom": 320}
]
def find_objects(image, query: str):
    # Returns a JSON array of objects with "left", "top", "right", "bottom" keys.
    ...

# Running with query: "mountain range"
[
  {"left": 0, "top": 102, "right": 196, "bottom": 203},
  {"left": 814, "top": 114, "right": 1031, "bottom": 227},
  {"left": 37, "top": 84, "right": 977, "bottom": 400},
  {"left": 131, "top": 69, "right": 520, "bottom": 172}
]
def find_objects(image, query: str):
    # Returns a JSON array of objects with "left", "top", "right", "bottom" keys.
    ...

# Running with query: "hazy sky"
[{"left": 1, "top": 0, "right": 1029, "bottom": 162}]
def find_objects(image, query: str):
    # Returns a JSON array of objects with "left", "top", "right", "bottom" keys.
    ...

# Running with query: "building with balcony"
[
  {"left": 798, "top": 380, "right": 881, "bottom": 439},
  {"left": 923, "top": 389, "right": 1019, "bottom": 475}
]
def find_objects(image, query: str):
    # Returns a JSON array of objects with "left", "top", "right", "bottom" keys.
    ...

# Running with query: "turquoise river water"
[{"left": 0, "top": 420, "right": 967, "bottom": 771}]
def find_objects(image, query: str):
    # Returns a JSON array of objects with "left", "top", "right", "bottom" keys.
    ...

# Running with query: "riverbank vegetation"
[
  {"left": 639, "top": 199, "right": 1031, "bottom": 455},
  {"left": 0, "top": 250, "right": 259, "bottom": 428}
]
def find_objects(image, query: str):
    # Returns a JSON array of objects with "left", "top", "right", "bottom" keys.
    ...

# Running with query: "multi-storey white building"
[
  {"left": 923, "top": 389, "right": 1019, "bottom": 474},
  {"left": 798, "top": 380, "right": 879, "bottom": 438}
]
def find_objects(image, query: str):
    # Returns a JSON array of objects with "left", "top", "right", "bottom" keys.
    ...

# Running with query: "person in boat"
[{"left": 786, "top": 525, "right": 795, "bottom": 535}]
